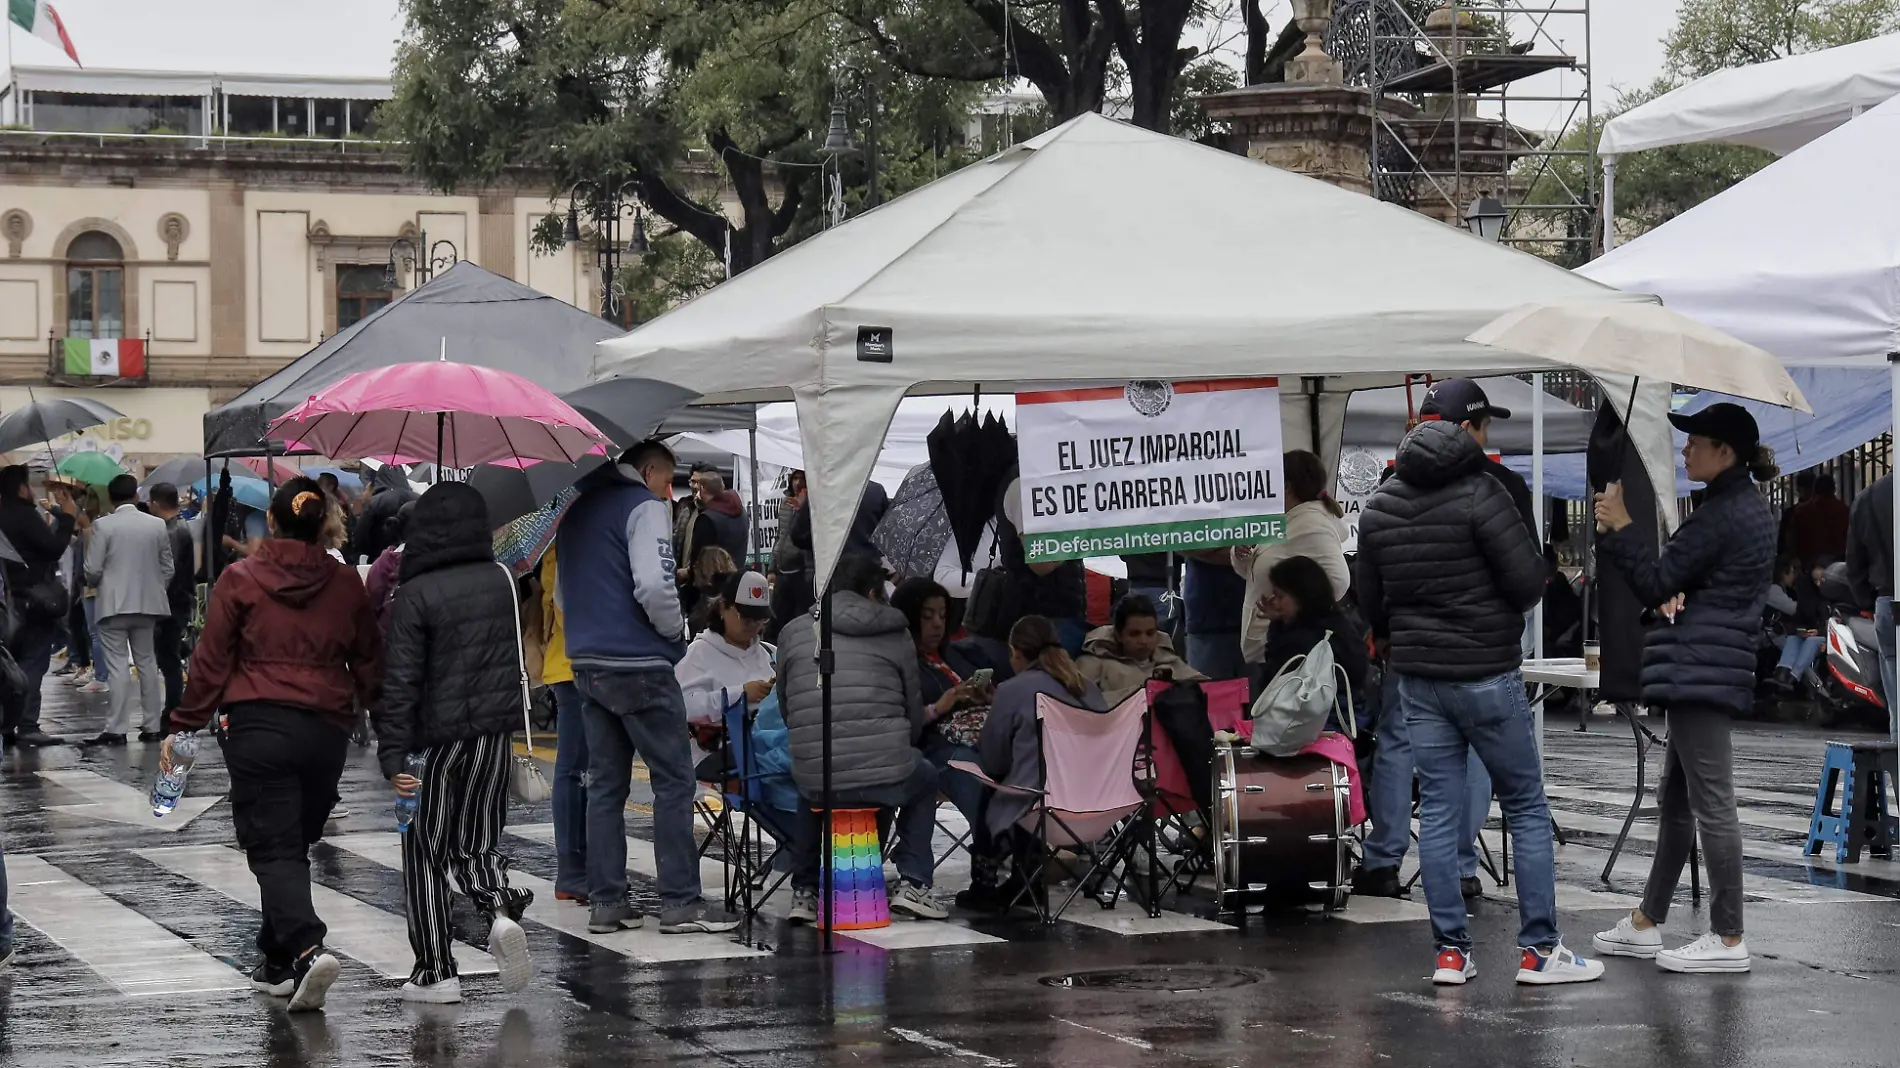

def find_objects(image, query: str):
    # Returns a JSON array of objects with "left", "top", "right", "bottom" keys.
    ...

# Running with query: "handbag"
[
  {"left": 1248, "top": 631, "right": 1356, "bottom": 758},
  {"left": 18, "top": 576, "right": 68, "bottom": 622},
  {"left": 962, "top": 539, "right": 1022, "bottom": 641},
  {"left": 499, "top": 563, "right": 553, "bottom": 805}
]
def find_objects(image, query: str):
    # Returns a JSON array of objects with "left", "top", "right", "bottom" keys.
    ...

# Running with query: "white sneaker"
[
  {"left": 889, "top": 881, "right": 949, "bottom": 921},
  {"left": 487, "top": 917, "right": 533, "bottom": 994},
  {"left": 1657, "top": 932, "right": 1750, "bottom": 974},
  {"left": 786, "top": 889, "right": 818, "bottom": 925},
  {"left": 66, "top": 668, "right": 91, "bottom": 686},
  {"left": 79, "top": 680, "right": 108, "bottom": 695},
  {"left": 400, "top": 976, "right": 463, "bottom": 1004},
  {"left": 329, "top": 806, "right": 352, "bottom": 819},
  {"left": 1592, "top": 914, "right": 1663, "bottom": 959},
  {"left": 1432, "top": 946, "right": 1476, "bottom": 985},
  {"left": 1516, "top": 942, "right": 1606, "bottom": 985}
]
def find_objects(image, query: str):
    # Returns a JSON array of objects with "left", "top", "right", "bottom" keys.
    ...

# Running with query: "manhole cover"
[{"left": 1039, "top": 967, "right": 1263, "bottom": 993}]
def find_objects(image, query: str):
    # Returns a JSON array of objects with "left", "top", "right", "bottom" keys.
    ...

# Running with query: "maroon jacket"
[{"left": 173, "top": 538, "right": 383, "bottom": 734}]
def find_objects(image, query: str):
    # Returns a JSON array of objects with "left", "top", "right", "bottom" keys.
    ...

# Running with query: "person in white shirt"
[
  {"left": 1234, "top": 450, "right": 1351, "bottom": 666},
  {"left": 674, "top": 570, "right": 776, "bottom": 730}
]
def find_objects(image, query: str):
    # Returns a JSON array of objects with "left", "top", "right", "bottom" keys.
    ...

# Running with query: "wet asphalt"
[{"left": 1, "top": 677, "right": 1896, "bottom": 1068}]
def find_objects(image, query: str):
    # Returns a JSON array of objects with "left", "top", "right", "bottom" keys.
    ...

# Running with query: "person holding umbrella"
[{"left": 0, "top": 465, "right": 77, "bottom": 747}]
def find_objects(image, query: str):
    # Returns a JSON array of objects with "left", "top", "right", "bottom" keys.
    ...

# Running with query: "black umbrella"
[
  {"left": 467, "top": 454, "right": 610, "bottom": 529},
  {"left": 0, "top": 396, "right": 124, "bottom": 454},
  {"left": 929, "top": 409, "right": 1017, "bottom": 572}
]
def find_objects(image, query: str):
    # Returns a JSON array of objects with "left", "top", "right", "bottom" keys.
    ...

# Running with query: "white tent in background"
[
  {"left": 595, "top": 114, "right": 1776, "bottom": 587},
  {"left": 1598, "top": 32, "right": 1900, "bottom": 250}
]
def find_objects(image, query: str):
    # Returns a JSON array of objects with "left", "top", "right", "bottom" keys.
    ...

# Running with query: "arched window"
[{"left": 67, "top": 231, "right": 125, "bottom": 339}]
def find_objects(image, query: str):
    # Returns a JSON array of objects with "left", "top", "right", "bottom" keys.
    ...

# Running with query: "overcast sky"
[{"left": 8, "top": 0, "right": 1681, "bottom": 109}]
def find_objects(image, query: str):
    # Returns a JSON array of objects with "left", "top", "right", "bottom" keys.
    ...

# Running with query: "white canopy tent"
[
  {"left": 1587, "top": 89, "right": 1900, "bottom": 744},
  {"left": 1598, "top": 32, "right": 1900, "bottom": 250},
  {"left": 596, "top": 113, "right": 1709, "bottom": 589}
]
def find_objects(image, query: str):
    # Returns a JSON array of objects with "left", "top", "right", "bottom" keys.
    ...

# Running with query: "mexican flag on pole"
[
  {"left": 63, "top": 337, "right": 144, "bottom": 377},
  {"left": 8, "top": 1, "right": 81, "bottom": 66}
]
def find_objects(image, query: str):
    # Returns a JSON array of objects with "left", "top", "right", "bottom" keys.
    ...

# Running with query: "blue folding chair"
[{"left": 693, "top": 691, "right": 797, "bottom": 916}]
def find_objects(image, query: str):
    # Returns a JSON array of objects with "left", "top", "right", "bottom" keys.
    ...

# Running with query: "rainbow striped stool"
[{"left": 818, "top": 808, "right": 889, "bottom": 931}]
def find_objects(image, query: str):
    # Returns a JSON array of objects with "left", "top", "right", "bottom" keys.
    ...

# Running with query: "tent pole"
[
  {"left": 1532, "top": 373, "right": 1546, "bottom": 757},
  {"left": 819, "top": 587, "right": 835, "bottom": 952},
  {"left": 748, "top": 427, "right": 761, "bottom": 569},
  {"left": 436, "top": 412, "right": 445, "bottom": 484},
  {"left": 1601, "top": 156, "right": 1618, "bottom": 253},
  {"left": 1890, "top": 353, "right": 1899, "bottom": 746},
  {"left": 1304, "top": 377, "right": 1323, "bottom": 453}
]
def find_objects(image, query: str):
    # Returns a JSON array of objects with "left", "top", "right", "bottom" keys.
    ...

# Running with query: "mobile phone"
[{"left": 967, "top": 668, "right": 995, "bottom": 687}]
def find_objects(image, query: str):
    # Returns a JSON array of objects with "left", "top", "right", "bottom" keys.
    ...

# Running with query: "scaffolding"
[{"left": 1337, "top": 0, "right": 1595, "bottom": 261}]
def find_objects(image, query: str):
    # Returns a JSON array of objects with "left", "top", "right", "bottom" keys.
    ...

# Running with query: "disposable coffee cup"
[{"left": 1583, "top": 642, "right": 1602, "bottom": 671}]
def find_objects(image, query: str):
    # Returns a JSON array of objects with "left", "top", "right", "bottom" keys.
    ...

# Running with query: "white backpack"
[{"left": 1248, "top": 631, "right": 1356, "bottom": 757}]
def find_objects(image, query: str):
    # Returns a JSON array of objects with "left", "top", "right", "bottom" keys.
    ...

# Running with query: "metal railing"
[{"left": 0, "top": 128, "right": 398, "bottom": 152}]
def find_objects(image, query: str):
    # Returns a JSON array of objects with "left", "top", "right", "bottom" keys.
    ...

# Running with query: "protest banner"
[{"left": 1016, "top": 379, "right": 1285, "bottom": 563}]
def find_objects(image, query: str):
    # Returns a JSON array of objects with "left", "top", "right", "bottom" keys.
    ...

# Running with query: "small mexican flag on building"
[
  {"left": 63, "top": 337, "right": 144, "bottom": 377},
  {"left": 8, "top": 1, "right": 81, "bottom": 66}
]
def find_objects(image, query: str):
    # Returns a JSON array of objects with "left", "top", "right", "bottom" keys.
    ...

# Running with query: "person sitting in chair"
[
  {"left": 1077, "top": 594, "right": 1203, "bottom": 705},
  {"left": 777, "top": 553, "right": 947, "bottom": 923},
  {"left": 1254, "top": 556, "right": 1369, "bottom": 730}
]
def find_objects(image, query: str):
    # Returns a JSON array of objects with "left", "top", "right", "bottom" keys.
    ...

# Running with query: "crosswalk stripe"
[
  {"left": 136, "top": 844, "right": 498, "bottom": 979},
  {"left": 508, "top": 822, "right": 1012, "bottom": 949},
  {"left": 1548, "top": 805, "right": 1900, "bottom": 878},
  {"left": 6, "top": 853, "right": 251, "bottom": 997},
  {"left": 324, "top": 831, "right": 770, "bottom": 963},
  {"left": 1551, "top": 837, "right": 1889, "bottom": 904},
  {"left": 1544, "top": 784, "right": 1815, "bottom": 835}
]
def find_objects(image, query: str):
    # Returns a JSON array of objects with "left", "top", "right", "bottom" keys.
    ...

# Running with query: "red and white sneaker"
[
  {"left": 1433, "top": 946, "right": 1477, "bottom": 985},
  {"left": 1517, "top": 942, "right": 1606, "bottom": 985}
]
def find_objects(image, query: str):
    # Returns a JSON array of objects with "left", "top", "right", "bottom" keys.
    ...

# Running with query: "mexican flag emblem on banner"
[
  {"left": 62, "top": 337, "right": 144, "bottom": 377},
  {"left": 8, "top": 1, "right": 81, "bottom": 66}
]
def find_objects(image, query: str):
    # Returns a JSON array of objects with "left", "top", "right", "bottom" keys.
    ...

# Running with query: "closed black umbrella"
[{"left": 929, "top": 409, "right": 1017, "bottom": 572}]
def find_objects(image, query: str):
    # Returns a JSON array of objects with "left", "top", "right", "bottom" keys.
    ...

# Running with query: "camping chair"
[
  {"left": 693, "top": 694, "right": 797, "bottom": 916},
  {"left": 950, "top": 691, "right": 1154, "bottom": 923},
  {"left": 1143, "top": 677, "right": 1251, "bottom": 896}
]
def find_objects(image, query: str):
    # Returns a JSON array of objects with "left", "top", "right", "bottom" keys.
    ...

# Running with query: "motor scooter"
[{"left": 1819, "top": 564, "right": 1889, "bottom": 722}]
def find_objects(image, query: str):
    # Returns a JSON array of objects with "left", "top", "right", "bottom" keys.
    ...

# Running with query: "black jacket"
[
  {"left": 354, "top": 477, "right": 415, "bottom": 566},
  {"left": 1357, "top": 421, "right": 1544, "bottom": 681},
  {"left": 374, "top": 483, "right": 524, "bottom": 779},
  {"left": 0, "top": 496, "right": 75, "bottom": 606},
  {"left": 1484, "top": 457, "right": 1540, "bottom": 542},
  {"left": 1847, "top": 473, "right": 1893, "bottom": 610},
  {"left": 164, "top": 515, "right": 195, "bottom": 615},
  {"left": 1599, "top": 465, "right": 1775, "bottom": 713}
]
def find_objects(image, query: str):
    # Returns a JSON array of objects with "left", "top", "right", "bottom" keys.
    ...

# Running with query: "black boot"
[{"left": 1351, "top": 865, "right": 1403, "bottom": 899}]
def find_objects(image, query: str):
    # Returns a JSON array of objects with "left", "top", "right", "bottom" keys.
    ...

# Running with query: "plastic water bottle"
[
  {"left": 395, "top": 752, "right": 427, "bottom": 832},
  {"left": 151, "top": 732, "right": 200, "bottom": 817}
]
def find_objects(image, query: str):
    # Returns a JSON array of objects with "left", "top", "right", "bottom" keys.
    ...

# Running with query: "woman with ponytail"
[
  {"left": 1234, "top": 450, "right": 1351, "bottom": 668},
  {"left": 169, "top": 477, "right": 383, "bottom": 1011},
  {"left": 1590, "top": 403, "right": 1778, "bottom": 975},
  {"left": 976, "top": 615, "right": 1107, "bottom": 869}
]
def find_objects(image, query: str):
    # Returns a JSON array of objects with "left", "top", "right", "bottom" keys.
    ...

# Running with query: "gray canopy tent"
[{"left": 203, "top": 261, "right": 753, "bottom": 458}]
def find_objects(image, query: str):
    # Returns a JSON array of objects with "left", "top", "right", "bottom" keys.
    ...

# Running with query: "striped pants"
[{"left": 403, "top": 730, "right": 533, "bottom": 985}]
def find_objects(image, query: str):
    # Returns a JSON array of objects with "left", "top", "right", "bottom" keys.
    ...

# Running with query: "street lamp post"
[
  {"left": 819, "top": 74, "right": 881, "bottom": 222},
  {"left": 562, "top": 180, "right": 650, "bottom": 324},
  {"left": 1464, "top": 192, "right": 1508, "bottom": 242},
  {"left": 384, "top": 232, "right": 460, "bottom": 290}
]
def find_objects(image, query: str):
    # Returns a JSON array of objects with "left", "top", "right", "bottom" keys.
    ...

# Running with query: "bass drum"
[{"left": 1210, "top": 742, "right": 1352, "bottom": 911}]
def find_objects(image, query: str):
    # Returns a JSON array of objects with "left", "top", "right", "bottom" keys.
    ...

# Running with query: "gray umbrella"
[
  {"left": 140, "top": 455, "right": 208, "bottom": 489},
  {"left": 0, "top": 397, "right": 125, "bottom": 454},
  {"left": 872, "top": 464, "right": 954, "bottom": 580}
]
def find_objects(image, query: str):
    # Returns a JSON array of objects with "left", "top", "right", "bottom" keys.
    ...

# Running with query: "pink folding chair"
[{"left": 952, "top": 690, "right": 1152, "bottom": 923}]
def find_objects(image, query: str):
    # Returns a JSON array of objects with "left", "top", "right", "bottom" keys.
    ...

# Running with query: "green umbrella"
[{"left": 56, "top": 451, "right": 127, "bottom": 487}]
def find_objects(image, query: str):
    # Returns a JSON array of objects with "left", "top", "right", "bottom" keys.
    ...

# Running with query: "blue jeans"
[
  {"left": 84, "top": 597, "right": 106, "bottom": 685},
  {"left": 576, "top": 668, "right": 701, "bottom": 910},
  {"left": 1125, "top": 586, "right": 1180, "bottom": 637},
  {"left": 1398, "top": 670, "right": 1560, "bottom": 952},
  {"left": 1364, "top": 670, "right": 1492, "bottom": 878},
  {"left": 1776, "top": 635, "right": 1824, "bottom": 678},
  {"left": 1877, "top": 597, "right": 1898, "bottom": 741},
  {"left": 1053, "top": 617, "right": 1089, "bottom": 658},
  {"left": 551, "top": 681, "right": 589, "bottom": 897},
  {"left": 1185, "top": 629, "right": 1247, "bottom": 681}
]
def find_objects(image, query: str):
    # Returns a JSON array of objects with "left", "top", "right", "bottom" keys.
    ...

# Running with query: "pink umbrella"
[
  {"left": 237, "top": 456, "right": 303, "bottom": 483},
  {"left": 266, "top": 361, "right": 608, "bottom": 469}
]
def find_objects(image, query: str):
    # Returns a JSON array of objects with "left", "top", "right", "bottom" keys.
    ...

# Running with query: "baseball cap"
[
  {"left": 723, "top": 570, "right": 772, "bottom": 620},
  {"left": 1420, "top": 379, "right": 1511, "bottom": 423},
  {"left": 1669, "top": 402, "right": 1759, "bottom": 455}
]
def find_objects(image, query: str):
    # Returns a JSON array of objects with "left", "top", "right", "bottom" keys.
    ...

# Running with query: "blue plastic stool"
[{"left": 1804, "top": 741, "right": 1899, "bottom": 864}]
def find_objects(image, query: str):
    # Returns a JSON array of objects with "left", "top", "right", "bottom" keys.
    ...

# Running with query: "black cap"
[
  {"left": 1669, "top": 402, "right": 1759, "bottom": 455},
  {"left": 1420, "top": 378, "right": 1511, "bottom": 423}
]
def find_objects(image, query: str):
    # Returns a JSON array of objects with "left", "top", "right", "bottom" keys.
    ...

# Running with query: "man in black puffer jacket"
[
  {"left": 375, "top": 482, "right": 535, "bottom": 1004},
  {"left": 1358, "top": 419, "right": 1601, "bottom": 987}
]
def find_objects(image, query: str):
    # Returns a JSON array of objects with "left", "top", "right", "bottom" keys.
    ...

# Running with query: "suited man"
[{"left": 80, "top": 474, "right": 173, "bottom": 746}]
